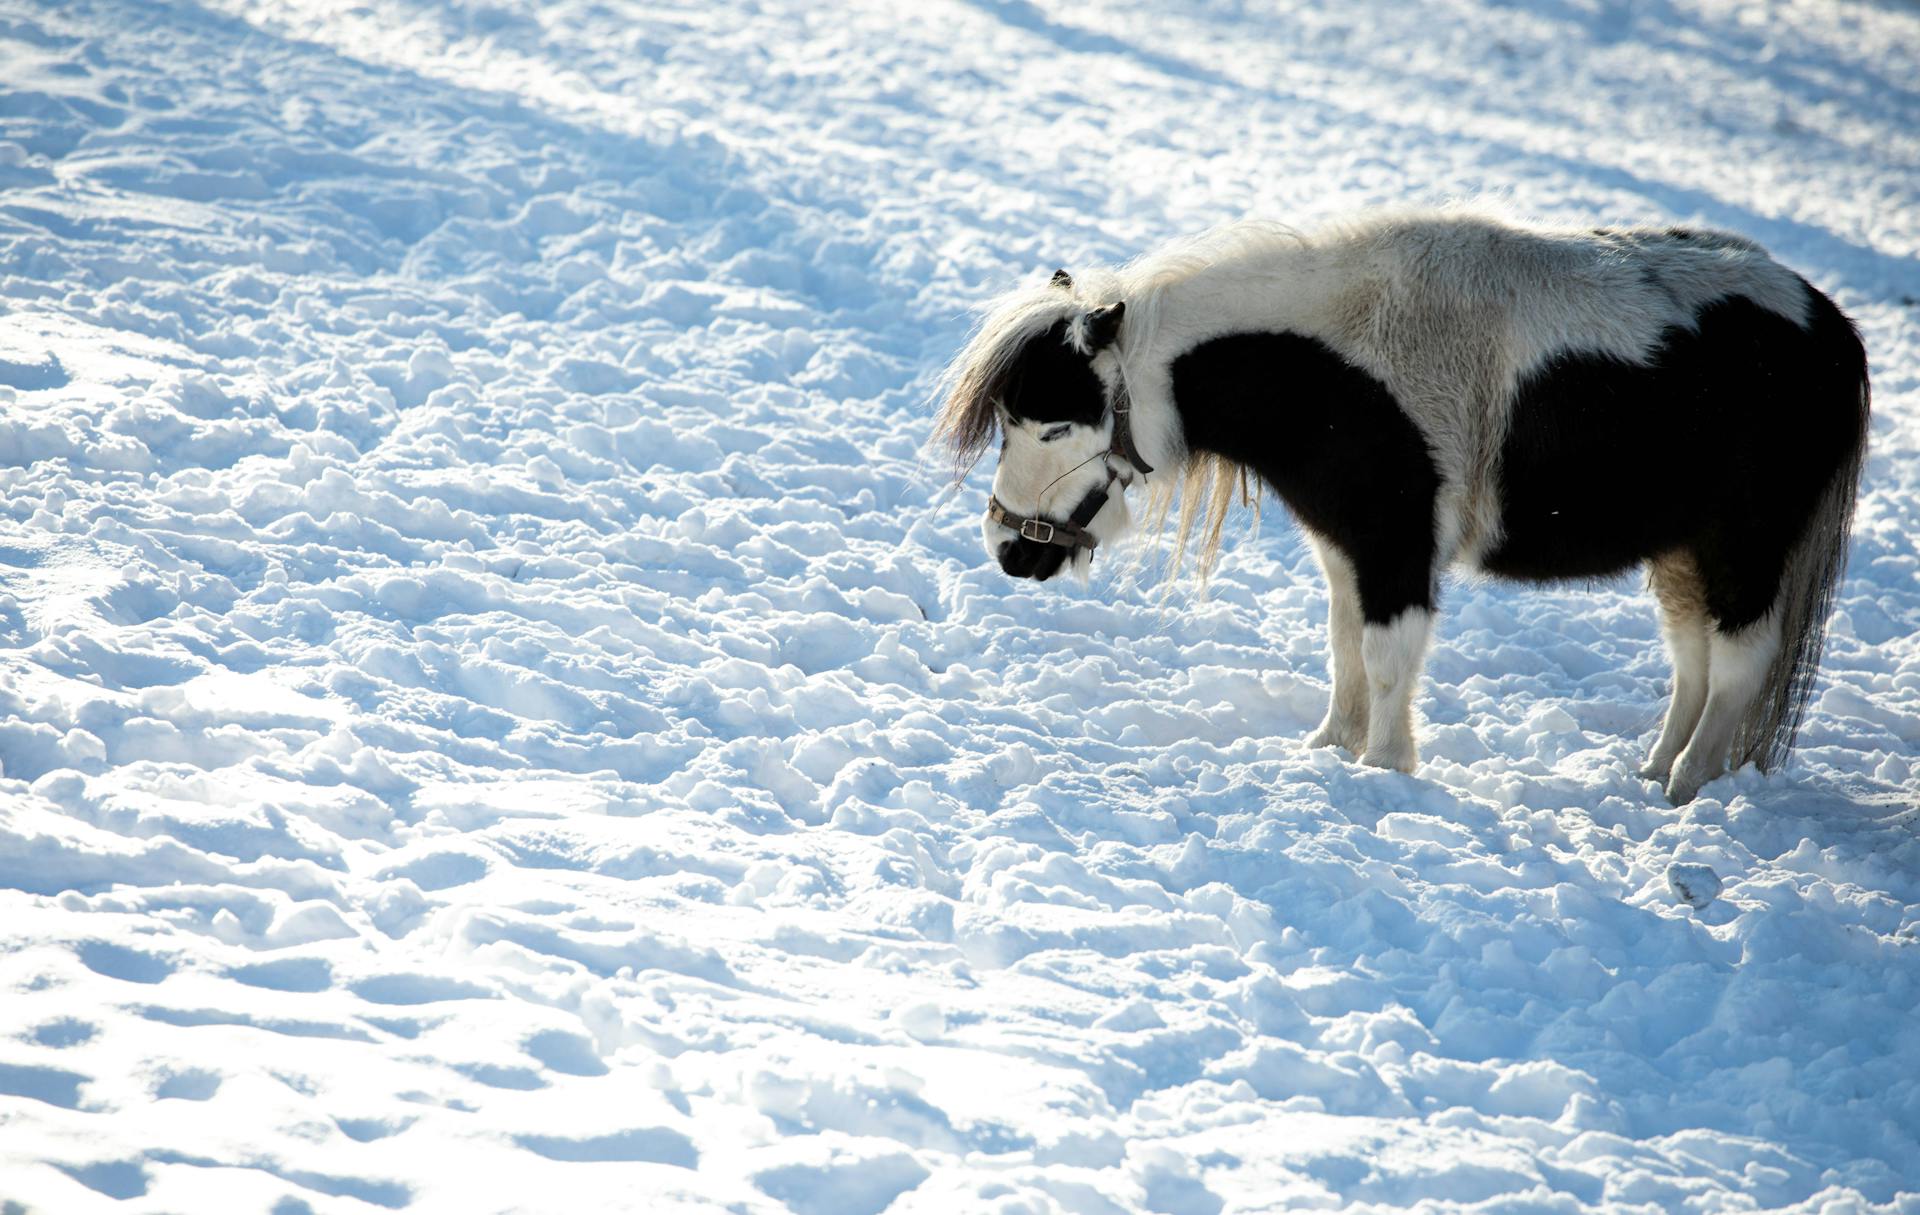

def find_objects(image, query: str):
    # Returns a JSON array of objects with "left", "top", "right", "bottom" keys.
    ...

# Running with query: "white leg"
[
  {"left": 1667, "top": 613, "right": 1781, "bottom": 803},
  {"left": 1305, "top": 538, "right": 1368, "bottom": 753},
  {"left": 1640, "top": 557, "right": 1711, "bottom": 785},
  {"left": 1640, "top": 622, "right": 1708, "bottom": 784},
  {"left": 1360, "top": 607, "right": 1433, "bottom": 772}
]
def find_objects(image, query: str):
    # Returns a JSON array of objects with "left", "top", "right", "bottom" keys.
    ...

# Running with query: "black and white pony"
[{"left": 935, "top": 209, "right": 1869, "bottom": 803}]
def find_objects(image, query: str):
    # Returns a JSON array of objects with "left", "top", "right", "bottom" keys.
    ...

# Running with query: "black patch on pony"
[
  {"left": 1482, "top": 282, "right": 1868, "bottom": 631},
  {"left": 1171, "top": 332, "right": 1442, "bottom": 624},
  {"left": 1001, "top": 317, "right": 1105, "bottom": 425}
]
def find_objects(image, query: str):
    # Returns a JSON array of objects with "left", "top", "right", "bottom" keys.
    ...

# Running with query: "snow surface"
[{"left": 1, "top": 0, "right": 1918, "bottom": 1211}]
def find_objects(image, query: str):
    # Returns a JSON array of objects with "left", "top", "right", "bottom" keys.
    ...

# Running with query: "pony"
[{"left": 933, "top": 209, "right": 1869, "bottom": 804}]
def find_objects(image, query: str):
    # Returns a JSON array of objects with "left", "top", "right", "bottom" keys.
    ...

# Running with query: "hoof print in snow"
[
  {"left": 1667, "top": 863, "right": 1723, "bottom": 909},
  {"left": 0, "top": 352, "right": 69, "bottom": 391},
  {"left": 754, "top": 1146, "right": 929, "bottom": 1215}
]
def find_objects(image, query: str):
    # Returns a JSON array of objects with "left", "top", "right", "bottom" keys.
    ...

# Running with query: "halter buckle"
[{"left": 1020, "top": 519, "right": 1055, "bottom": 544}]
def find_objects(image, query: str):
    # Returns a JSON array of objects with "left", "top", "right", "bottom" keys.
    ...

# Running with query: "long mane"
[{"left": 930, "top": 284, "right": 1076, "bottom": 481}]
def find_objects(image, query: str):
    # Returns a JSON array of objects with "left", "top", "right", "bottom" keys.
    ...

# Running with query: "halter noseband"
[{"left": 987, "top": 389, "right": 1155, "bottom": 554}]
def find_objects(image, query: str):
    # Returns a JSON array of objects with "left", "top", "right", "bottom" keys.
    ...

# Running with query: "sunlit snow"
[{"left": 1, "top": 0, "right": 1917, "bottom": 1212}]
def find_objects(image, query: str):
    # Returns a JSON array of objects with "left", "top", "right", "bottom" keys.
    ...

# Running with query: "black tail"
[{"left": 1733, "top": 291, "right": 1870, "bottom": 772}]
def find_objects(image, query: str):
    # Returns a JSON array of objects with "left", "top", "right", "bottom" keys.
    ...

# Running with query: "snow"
[
  {"left": 1667, "top": 862, "right": 1724, "bottom": 910},
  {"left": 1, "top": 0, "right": 1917, "bottom": 1211}
]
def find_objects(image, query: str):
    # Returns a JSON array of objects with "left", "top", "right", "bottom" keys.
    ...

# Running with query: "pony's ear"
[
  {"left": 1083, "top": 301, "right": 1126, "bottom": 350},
  {"left": 1050, "top": 268, "right": 1073, "bottom": 288}
]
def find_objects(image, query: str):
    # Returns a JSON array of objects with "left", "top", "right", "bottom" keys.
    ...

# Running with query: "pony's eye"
[{"left": 1039, "top": 424, "right": 1072, "bottom": 442}]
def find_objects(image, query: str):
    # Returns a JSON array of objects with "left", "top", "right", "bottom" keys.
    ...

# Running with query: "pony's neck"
[
  {"left": 1123, "top": 242, "right": 1350, "bottom": 473},
  {"left": 1166, "top": 330, "right": 1410, "bottom": 507}
]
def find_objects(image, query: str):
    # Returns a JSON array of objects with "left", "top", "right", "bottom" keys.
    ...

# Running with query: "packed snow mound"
[{"left": 1, "top": 0, "right": 1918, "bottom": 1212}]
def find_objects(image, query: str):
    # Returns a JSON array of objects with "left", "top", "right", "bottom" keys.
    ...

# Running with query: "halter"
[{"left": 987, "top": 382, "right": 1155, "bottom": 554}]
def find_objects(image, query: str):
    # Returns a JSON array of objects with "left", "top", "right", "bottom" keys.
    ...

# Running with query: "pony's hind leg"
[
  {"left": 1361, "top": 607, "right": 1434, "bottom": 772},
  {"left": 1305, "top": 535, "right": 1368, "bottom": 753},
  {"left": 1666, "top": 612, "right": 1782, "bottom": 804},
  {"left": 1639, "top": 553, "right": 1710, "bottom": 785}
]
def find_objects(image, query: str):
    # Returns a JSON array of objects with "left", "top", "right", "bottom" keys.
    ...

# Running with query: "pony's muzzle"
[
  {"left": 988, "top": 483, "right": 1114, "bottom": 581},
  {"left": 996, "top": 535, "right": 1070, "bottom": 581}
]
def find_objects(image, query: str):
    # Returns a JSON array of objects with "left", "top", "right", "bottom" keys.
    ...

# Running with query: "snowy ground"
[{"left": 1, "top": 0, "right": 1918, "bottom": 1211}]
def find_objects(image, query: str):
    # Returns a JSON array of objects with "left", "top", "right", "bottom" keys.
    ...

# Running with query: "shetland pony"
[{"left": 933, "top": 210, "right": 1869, "bottom": 803}]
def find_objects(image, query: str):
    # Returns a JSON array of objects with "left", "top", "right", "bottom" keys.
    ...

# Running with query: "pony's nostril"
[
  {"left": 997, "top": 540, "right": 1035, "bottom": 578},
  {"left": 1028, "top": 544, "right": 1069, "bottom": 581}
]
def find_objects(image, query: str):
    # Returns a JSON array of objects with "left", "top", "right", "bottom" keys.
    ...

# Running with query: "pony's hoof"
[
  {"left": 1637, "top": 756, "right": 1674, "bottom": 784},
  {"left": 1361, "top": 743, "right": 1418, "bottom": 773},
  {"left": 1664, "top": 766, "right": 1710, "bottom": 805},
  {"left": 1666, "top": 755, "right": 1724, "bottom": 805},
  {"left": 1305, "top": 719, "right": 1362, "bottom": 752}
]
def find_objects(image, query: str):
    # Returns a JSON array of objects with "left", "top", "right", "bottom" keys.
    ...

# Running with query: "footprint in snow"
[
  {"left": 54, "top": 1159, "right": 149, "bottom": 1201},
  {"left": 0, "top": 1061, "right": 88, "bottom": 1110},
  {"left": 77, "top": 940, "right": 175, "bottom": 984},
  {"left": 514, "top": 1127, "right": 698, "bottom": 1168},
  {"left": 154, "top": 1068, "right": 222, "bottom": 1101},
  {"left": 523, "top": 1029, "right": 609, "bottom": 1077},
  {"left": 335, "top": 1115, "right": 414, "bottom": 1143},
  {"left": 29, "top": 1018, "right": 97, "bottom": 1048},
  {"left": 454, "top": 1062, "right": 548, "bottom": 1091},
  {"left": 227, "top": 956, "right": 334, "bottom": 993},
  {"left": 753, "top": 1149, "right": 929, "bottom": 1215},
  {"left": 348, "top": 973, "right": 494, "bottom": 1005}
]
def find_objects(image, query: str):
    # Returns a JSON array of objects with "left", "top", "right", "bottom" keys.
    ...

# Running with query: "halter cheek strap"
[
  {"left": 987, "top": 384, "right": 1151, "bottom": 553},
  {"left": 1109, "top": 394, "right": 1154, "bottom": 478}
]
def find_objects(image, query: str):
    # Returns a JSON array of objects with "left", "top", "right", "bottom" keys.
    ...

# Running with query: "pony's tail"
[{"left": 1734, "top": 367, "right": 1871, "bottom": 773}]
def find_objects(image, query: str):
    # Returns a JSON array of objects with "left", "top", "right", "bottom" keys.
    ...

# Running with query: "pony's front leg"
[
  {"left": 1360, "top": 607, "right": 1434, "bottom": 772},
  {"left": 1305, "top": 537, "right": 1368, "bottom": 752}
]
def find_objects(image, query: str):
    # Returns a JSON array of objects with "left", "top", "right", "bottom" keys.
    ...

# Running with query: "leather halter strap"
[
  {"left": 1108, "top": 385, "right": 1154, "bottom": 478},
  {"left": 989, "top": 480, "right": 1109, "bottom": 551},
  {"left": 988, "top": 384, "right": 1152, "bottom": 553}
]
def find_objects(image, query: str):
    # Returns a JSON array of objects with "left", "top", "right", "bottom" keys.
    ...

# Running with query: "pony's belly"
[{"left": 1476, "top": 523, "right": 1665, "bottom": 583}]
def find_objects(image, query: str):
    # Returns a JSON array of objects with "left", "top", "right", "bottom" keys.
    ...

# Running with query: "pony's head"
[{"left": 933, "top": 270, "right": 1150, "bottom": 581}]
